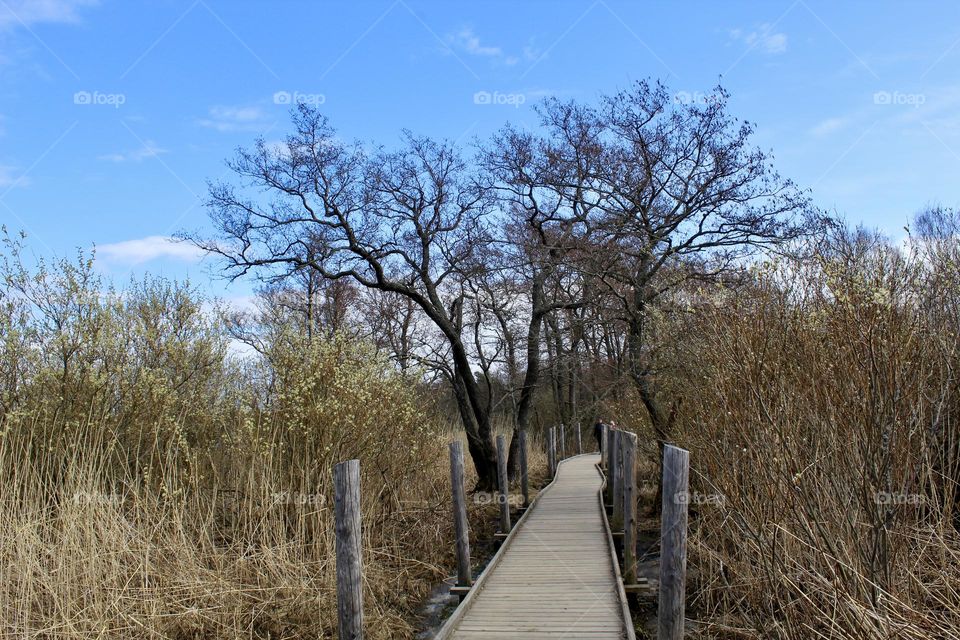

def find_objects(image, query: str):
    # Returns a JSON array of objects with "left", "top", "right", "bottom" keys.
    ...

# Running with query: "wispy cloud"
[
  {"left": 445, "top": 28, "right": 539, "bottom": 66},
  {"left": 0, "top": 165, "right": 29, "bottom": 189},
  {"left": 810, "top": 116, "right": 851, "bottom": 137},
  {"left": 730, "top": 24, "right": 788, "bottom": 55},
  {"left": 98, "top": 140, "right": 167, "bottom": 163},
  {"left": 0, "top": 0, "right": 98, "bottom": 30},
  {"left": 96, "top": 235, "right": 204, "bottom": 265},
  {"left": 448, "top": 28, "right": 502, "bottom": 57},
  {"left": 197, "top": 105, "right": 273, "bottom": 133}
]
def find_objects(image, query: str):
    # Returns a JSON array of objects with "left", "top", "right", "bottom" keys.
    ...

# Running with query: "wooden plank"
[
  {"left": 449, "top": 441, "right": 472, "bottom": 588},
  {"left": 622, "top": 432, "right": 638, "bottom": 585},
  {"left": 519, "top": 430, "right": 530, "bottom": 508},
  {"left": 496, "top": 435, "right": 511, "bottom": 533},
  {"left": 658, "top": 445, "right": 690, "bottom": 640},
  {"left": 333, "top": 459, "right": 363, "bottom": 640},
  {"left": 438, "top": 454, "right": 634, "bottom": 639}
]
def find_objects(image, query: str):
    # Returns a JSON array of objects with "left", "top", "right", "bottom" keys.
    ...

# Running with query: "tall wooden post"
[
  {"left": 658, "top": 445, "right": 690, "bottom": 640},
  {"left": 448, "top": 442, "right": 472, "bottom": 589},
  {"left": 612, "top": 430, "right": 624, "bottom": 529},
  {"left": 518, "top": 430, "right": 530, "bottom": 508},
  {"left": 496, "top": 435, "right": 511, "bottom": 533},
  {"left": 606, "top": 428, "right": 618, "bottom": 504},
  {"left": 333, "top": 459, "right": 363, "bottom": 640},
  {"left": 559, "top": 424, "right": 566, "bottom": 460},
  {"left": 547, "top": 427, "right": 557, "bottom": 478},
  {"left": 601, "top": 424, "right": 608, "bottom": 461},
  {"left": 575, "top": 422, "right": 582, "bottom": 455},
  {"left": 622, "top": 433, "right": 638, "bottom": 584}
]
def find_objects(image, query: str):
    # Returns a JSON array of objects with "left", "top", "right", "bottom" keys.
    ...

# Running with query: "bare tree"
[
  {"left": 530, "top": 81, "right": 815, "bottom": 445},
  {"left": 188, "top": 105, "right": 502, "bottom": 488}
]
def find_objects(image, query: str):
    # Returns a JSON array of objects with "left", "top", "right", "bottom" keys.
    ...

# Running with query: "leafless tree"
[{"left": 188, "top": 105, "right": 502, "bottom": 488}]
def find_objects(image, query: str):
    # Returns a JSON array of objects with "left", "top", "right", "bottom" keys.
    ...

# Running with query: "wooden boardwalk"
[{"left": 436, "top": 453, "right": 635, "bottom": 639}]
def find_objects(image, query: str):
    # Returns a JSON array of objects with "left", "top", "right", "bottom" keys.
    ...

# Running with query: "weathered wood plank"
[
  {"left": 496, "top": 435, "right": 511, "bottom": 533},
  {"left": 438, "top": 454, "right": 634, "bottom": 639},
  {"left": 658, "top": 445, "right": 690, "bottom": 640},
  {"left": 333, "top": 459, "right": 363, "bottom": 640},
  {"left": 449, "top": 441, "right": 472, "bottom": 589}
]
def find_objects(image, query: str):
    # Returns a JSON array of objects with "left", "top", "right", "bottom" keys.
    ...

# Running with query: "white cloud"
[
  {"left": 448, "top": 28, "right": 502, "bottom": 57},
  {"left": 0, "top": 0, "right": 98, "bottom": 30},
  {"left": 197, "top": 105, "right": 273, "bottom": 133},
  {"left": 731, "top": 24, "right": 788, "bottom": 55},
  {"left": 810, "top": 117, "right": 850, "bottom": 137},
  {"left": 0, "top": 165, "right": 29, "bottom": 189},
  {"left": 96, "top": 236, "right": 204, "bottom": 265},
  {"left": 445, "top": 28, "right": 540, "bottom": 66},
  {"left": 98, "top": 140, "right": 167, "bottom": 163}
]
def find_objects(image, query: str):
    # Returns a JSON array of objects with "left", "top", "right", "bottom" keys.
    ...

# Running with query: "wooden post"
[
  {"left": 601, "top": 424, "right": 608, "bottom": 461},
  {"left": 622, "top": 432, "right": 638, "bottom": 584},
  {"left": 606, "top": 428, "right": 618, "bottom": 504},
  {"left": 333, "top": 459, "right": 363, "bottom": 640},
  {"left": 575, "top": 422, "right": 582, "bottom": 455},
  {"left": 658, "top": 445, "right": 690, "bottom": 640},
  {"left": 448, "top": 442, "right": 472, "bottom": 589},
  {"left": 559, "top": 424, "right": 566, "bottom": 460},
  {"left": 612, "top": 430, "right": 624, "bottom": 529},
  {"left": 496, "top": 435, "right": 511, "bottom": 533},
  {"left": 605, "top": 427, "right": 616, "bottom": 475},
  {"left": 547, "top": 427, "right": 557, "bottom": 478},
  {"left": 518, "top": 430, "right": 530, "bottom": 508}
]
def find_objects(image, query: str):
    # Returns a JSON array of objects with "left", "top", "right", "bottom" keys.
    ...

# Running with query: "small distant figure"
[{"left": 593, "top": 419, "right": 605, "bottom": 452}]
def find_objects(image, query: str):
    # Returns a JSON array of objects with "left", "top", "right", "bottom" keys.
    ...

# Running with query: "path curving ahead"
[{"left": 437, "top": 453, "right": 634, "bottom": 639}]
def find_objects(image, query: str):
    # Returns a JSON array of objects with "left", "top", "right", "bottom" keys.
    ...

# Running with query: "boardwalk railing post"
[
  {"left": 559, "top": 423, "right": 566, "bottom": 460},
  {"left": 519, "top": 430, "right": 530, "bottom": 508},
  {"left": 496, "top": 435, "right": 511, "bottom": 533},
  {"left": 333, "top": 459, "right": 363, "bottom": 640},
  {"left": 612, "top": 430, "right": 624, "bottom": 530},
  {"left": 606, "top": 428, "right": 618, "bottom": 505},
  {"left": 601, "top": 424, "right": 608, "bottom": 461},
  {"left": 622, "top": 433, "right": 638, "bottom": 584},
  {"left": 575, "top": 422, "right": 582, "bottom": 455},
  {"left": 448, "top": 442, "right": 472, "bottom": 591},
  {"left": 658, "top": 445, "right": 690, "bottom": 640},
  {"left": 547, "top": 427, "right": 557, "bottom": 478}
]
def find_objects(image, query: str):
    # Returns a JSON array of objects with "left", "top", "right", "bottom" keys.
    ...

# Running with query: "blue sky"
[{"left": 1, "top": 0, "right": 959, "bottom": 303}]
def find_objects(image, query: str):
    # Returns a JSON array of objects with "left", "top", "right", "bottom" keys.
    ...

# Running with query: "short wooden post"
[
  {"left": 496, "top": 435, "right": 511, "bottom": 533},
  {"left": 575, "top": 422, "right": 582, "bottom": 455},
  {"left": 333, "top": 459, "right": 363, "bottom": 640},
  {"left": 559, "top": 424, "right": 566, "bottom": 460},
  {"left": 612, "top": 430, "right": 624, "bottom": 530},
  {"left": 518, "top": 430, "right": 530, "bottom": 508},
  {"left": 622, "top": 433, "right": 638, "bottom": 584},
  {"left": 448, "top": 442, "right": 472, "bottom": 589},
  {"left": 658, "top": 445, "right": 690, "bottom": 640}
]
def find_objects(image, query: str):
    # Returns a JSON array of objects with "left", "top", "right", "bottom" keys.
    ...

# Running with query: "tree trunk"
[{"left": 508, "top": 274, "right": 546, "bottom": 480}]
